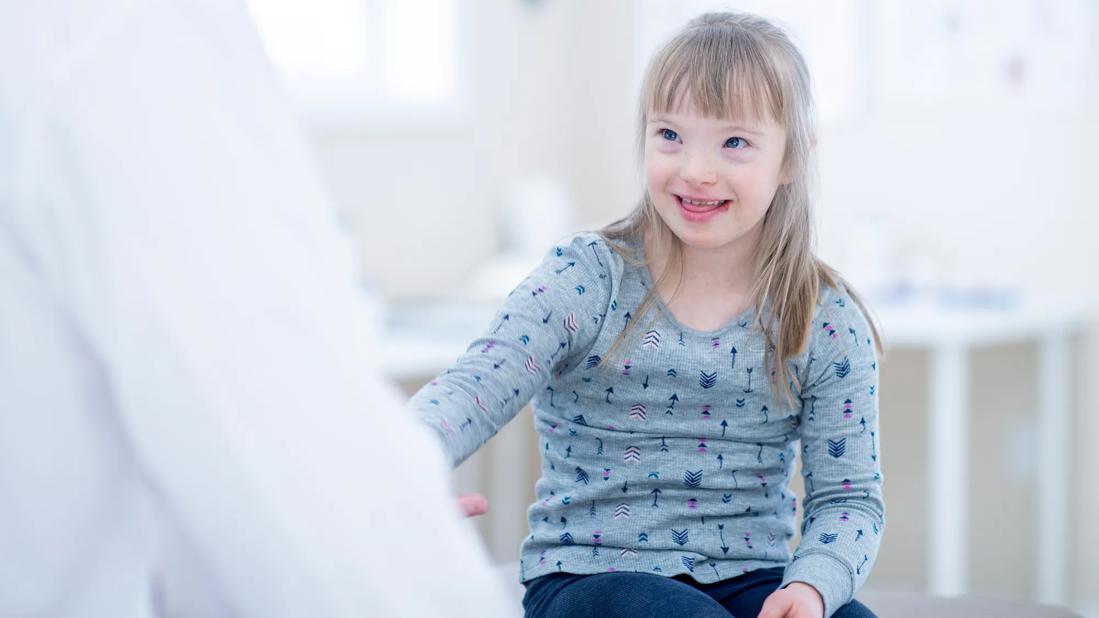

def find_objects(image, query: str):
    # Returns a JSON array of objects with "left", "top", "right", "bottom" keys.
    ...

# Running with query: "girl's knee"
[
  {"left": 832, "top": 598, "right": 878, "bottom": 618},
  {"left": 528, "top": 572, "right": 729, "bottom": 618}
]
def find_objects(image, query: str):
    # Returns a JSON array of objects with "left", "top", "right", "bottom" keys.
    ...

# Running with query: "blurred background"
[{"left": 245, "top": 0, "right": 1097, "bottom": 614}]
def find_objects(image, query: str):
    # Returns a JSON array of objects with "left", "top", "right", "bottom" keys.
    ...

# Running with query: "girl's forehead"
[
  {"left": 648, "top": 102, "right": 781, "bottom": 132},
  {"left": 651, "top": 87, "right": 780, "bottom": 128}
]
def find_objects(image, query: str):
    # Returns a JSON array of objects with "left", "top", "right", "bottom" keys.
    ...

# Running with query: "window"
[{"left": 245, "top": 0, "right": 464, "bottom": 128}]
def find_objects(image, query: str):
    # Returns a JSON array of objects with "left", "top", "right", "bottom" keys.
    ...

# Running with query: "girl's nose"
[{"left": 679, "top": 151, "right": 718, "bottom": 185}]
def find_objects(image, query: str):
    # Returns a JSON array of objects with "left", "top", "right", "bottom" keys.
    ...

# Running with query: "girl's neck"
[
  {"left": 643, "top": 227, "right": 758, "bottom": 298},
  {"left": 642, "top": 227, "right": 761, "bottom": 331}
]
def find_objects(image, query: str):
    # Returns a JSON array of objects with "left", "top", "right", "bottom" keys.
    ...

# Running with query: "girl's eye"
[
  {"left": 725, "top": 137, "right": 748, "bottom": 149},
  {"left": 661, "top": 128, "right": 679, "bottom": 142}
]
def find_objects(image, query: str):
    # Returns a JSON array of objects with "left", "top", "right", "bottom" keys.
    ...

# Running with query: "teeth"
[{"left": 681, "top": 197, "right": 724, "bottom": 206}]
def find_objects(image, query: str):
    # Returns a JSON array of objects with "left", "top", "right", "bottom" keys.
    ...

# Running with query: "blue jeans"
[{"left": 522, "top": 566, "right": 877, "bottom": 618}]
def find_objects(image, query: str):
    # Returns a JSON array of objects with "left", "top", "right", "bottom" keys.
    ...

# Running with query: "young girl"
[{"left": 411, "top": 12, "right": 884, "bottom": 618}]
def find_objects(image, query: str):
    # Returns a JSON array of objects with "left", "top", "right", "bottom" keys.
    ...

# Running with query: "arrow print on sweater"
[
  {"left": 587, "top": 240, "right": 604, "bottom": 267},
  {"left": 575, "top": 467, "right": 589, "bottom": 485},
  {"left": 699, "top": 371, "right": 717, "bottom": 389},
  {"left": 524, "top": 356, "right": 541, "bottom": 375},
  {"left": 549, "top": 341, "right": 567, "bottom": 362},
  {"left": 833, "top": 357, "right": 851, "bottom": 378},
  {"left": 683, "top": 470, "right": 703, "bottom": 488},
  {"left": 671, "top": 528, "right": 689, "bottom": 546},
  {"left": 827, "top": 438, "right": 846, "bottom": 458}
]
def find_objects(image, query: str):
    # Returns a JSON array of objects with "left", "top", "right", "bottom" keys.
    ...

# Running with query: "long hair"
[{"left": 600, "top": 11, "right": 884, "bottom": 408}]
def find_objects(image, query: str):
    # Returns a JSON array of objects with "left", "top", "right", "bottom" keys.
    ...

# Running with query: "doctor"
[{"left": 0, "top": 0, "right": 514, "bottom": 615}]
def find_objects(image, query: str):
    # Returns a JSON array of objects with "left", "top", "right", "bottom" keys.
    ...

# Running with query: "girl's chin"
[
  {"left": 654, "top": 206, "right": 764, "bottom": 253},
  {"left": 667, "top": 227, "right": 735, "bottom": 251}
]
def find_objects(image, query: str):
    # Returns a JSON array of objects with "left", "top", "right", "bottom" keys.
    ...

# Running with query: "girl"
[{"left": 411, "top": 12, "right": 884, "bottom": 618}]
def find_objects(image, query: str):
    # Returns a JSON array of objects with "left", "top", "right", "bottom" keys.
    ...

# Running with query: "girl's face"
[{"left": 644, "top": 100, "right": 789, "bottom": 256}]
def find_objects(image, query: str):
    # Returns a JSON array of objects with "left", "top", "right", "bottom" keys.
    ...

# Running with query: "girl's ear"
[
  {"left": 779, "top": 137, "right": 816, "bottom": 185},
  {"left": 779, "top": 160, "right": 795, "bottom": 186}
]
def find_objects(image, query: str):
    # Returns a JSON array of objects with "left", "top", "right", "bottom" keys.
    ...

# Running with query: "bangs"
[{"left": 643, "top": 23, "right": 787, "bottom": 126}]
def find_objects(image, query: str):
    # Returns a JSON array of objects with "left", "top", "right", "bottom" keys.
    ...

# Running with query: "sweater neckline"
[{"left": 629, "top": 255, "right": 759, "bottom": 339}]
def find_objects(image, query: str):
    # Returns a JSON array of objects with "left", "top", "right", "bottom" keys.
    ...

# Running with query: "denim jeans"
[{"left": 522, "top": 566, "right": 877, "bottom": 618}]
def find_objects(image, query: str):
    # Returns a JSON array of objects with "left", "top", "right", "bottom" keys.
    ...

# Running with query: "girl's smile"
[{"left": 675, "top": 194, "right": 731, "bottom": 223}]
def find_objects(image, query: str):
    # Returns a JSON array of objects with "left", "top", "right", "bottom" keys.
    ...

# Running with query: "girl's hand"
[
  {"left": 758, "top": 581, "right": 825, "bottom": 618},
  {"left": 456, "top": 492, "right": 489, "bottom": 517}
]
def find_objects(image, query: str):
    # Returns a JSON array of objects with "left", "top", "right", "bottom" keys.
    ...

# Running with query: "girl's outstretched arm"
[
  {"left": 408, "top": 233, "right": 617, "bottom": 468},
  {"left": 781, "top": 284, "right": 885, "bottom": 618}
]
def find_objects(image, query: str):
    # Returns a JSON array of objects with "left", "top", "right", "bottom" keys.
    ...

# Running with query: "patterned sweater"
[{"left": 409, "top": 232, "right": 885, "bottom": 618}]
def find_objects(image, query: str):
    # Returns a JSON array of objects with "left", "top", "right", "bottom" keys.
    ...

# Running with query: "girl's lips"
[{"left": 675, "top": 195, "right": 729, "bottom": 222}]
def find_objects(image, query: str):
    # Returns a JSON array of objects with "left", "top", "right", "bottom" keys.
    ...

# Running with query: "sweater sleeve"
[
  {"left": 408, "top": 233, "right": 616, "bottom": 468},
  {"left": 781, "top": 284, "right": 886, "bottom": 618}
]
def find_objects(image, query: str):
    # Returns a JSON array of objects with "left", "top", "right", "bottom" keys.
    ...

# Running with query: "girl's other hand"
[
  {"left": 457, "top": 492, "right": 489, "bottom": 517},
  {"left": 758, "top": 581, "right": 825, "bottom": 618}
]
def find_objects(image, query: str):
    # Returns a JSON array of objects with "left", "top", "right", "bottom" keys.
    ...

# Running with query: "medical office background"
[{"left": 245, "top": 0, "right": 1098, "bottom": 615}]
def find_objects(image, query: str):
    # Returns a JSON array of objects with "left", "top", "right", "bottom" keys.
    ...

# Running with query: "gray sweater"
[{"left": 410, "top": 232, "right": 885, "bottom": 618}]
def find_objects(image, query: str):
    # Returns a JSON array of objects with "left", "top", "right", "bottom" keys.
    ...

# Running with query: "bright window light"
[
  {"left": 383, "top": 0, "right": 455, "bottom": 103},
  {"left": 245, "top": 0, "right": 456, "bottom": 106},
  {"left": 245, "top": 0, "right": 368, "bottom": 77}
]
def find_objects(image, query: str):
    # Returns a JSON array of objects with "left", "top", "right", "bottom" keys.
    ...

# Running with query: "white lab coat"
[{"left": 0, "top": 0, "right": 515, "bottom": 615}]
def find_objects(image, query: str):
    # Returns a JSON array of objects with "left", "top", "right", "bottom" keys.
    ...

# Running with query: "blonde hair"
[{"left": 600, "top": 11, "right": 884, "bottom": 408}]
